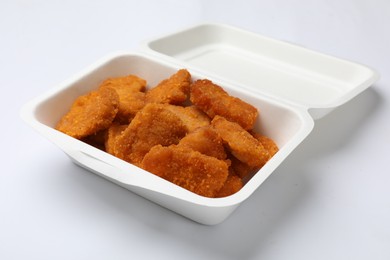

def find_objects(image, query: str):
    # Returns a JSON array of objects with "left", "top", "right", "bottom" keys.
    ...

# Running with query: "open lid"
[{"left": 142, "top": 23, "right": 379, "bottom": 119}]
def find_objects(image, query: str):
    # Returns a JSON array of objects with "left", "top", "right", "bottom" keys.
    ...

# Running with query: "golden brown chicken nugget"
[
  {"left": 142, "top": 145, "right": 229, "bottom": 198},
  {"left": 114, "top": 103, "right": 187, "bottom": 165},
  {"left": 105, "top": 123, "right": 128, "bottom": 155},
  {"left": 228, "top": 154, "right": 258, "bottom": 180},
  {"left": 178, "top": 126, "right": 227, "bottom": 160},
  {"left": 190, "top": 79, "right": 258, "bottom": 130},
  {"left": 251, "top": 132, "right": 279, "bottom": 159},
  {"left": 56, "top": 87, "right": 119, "bottom": 139},
  {"left": 212, "top": 116, "right": 269, "bottom": 168},
  {"left": 165, "top": 105, "right": 210, "bottom": 132},
  {"left": 145, "top": 69, "right": 191, "bottom": 104},
  {"left": 99, "top": 75, "right": 146, "bottom": 123},
  {"left": 215, "top": 175, "right": 243, "bottom": 198}
]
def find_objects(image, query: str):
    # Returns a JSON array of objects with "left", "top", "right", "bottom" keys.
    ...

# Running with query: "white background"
[{"left": 1, "top": 0, "right": 389, "bottom": 259}]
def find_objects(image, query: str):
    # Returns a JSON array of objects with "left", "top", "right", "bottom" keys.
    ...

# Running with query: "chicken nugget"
[
  {"left": 56, "top": 87, "right": 119, "bottom": 139},
  {"left": 99, "top": 75, "right": 146, "bottom": 123},
  {"left": 190, "top": 79, "right": 258, "bottom": 130},
  {"left": 229, "top": 154, "right": 258, "bottom": 179},
  {"left": 178, "top": 126, "right": 227, "bottom": 160},
  {"left": 212, "top": 115, "right": 269, "bottom": 168},
  {"left": 141, "top": 145, "right": 229, "bottom": 198},
  {"left": 251, "top": 132, "right": 279, "bottom": 159},
  {"left": 165, "top": 105, "right": 210, "bottom": 132},
  {"left": 105, "top": 123, "right": 128, "bottom": 155},
  {"left": 114, "top": 103, "right": 187, "bottom": 165},
  {"left": 215, "top": 174, "right": 243, "bottom": 198},
  {"left": 145, "top": 69, "right": 191, "bottom": 104},
  {"left": 228, "top": 154, "right": 258, "bottom": 180}
]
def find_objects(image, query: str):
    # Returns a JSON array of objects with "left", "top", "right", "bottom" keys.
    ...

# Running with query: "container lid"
[{"left": 143, "top": 23, "right": 379, "bottom": 119}]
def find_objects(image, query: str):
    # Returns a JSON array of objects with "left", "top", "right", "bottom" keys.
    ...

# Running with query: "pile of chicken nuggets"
[{"left": 56, "top": 69, "right": 278, "bottom": 198}]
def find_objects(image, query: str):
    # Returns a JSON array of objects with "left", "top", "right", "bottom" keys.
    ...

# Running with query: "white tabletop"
[{"left": 1, "top": 0, "right": 389, "bottom": 259}]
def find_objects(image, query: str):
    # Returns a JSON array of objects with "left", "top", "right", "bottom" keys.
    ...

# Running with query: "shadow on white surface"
[{"left": 63, "top": 87, "right": 382, "bottom": 259}]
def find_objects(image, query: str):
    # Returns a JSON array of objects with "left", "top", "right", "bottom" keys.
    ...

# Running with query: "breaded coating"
[
  {"left": 165, "top": 105, "right": 211, "bottom": 132},
  {"left": 99, "top": 75, "right": 146, "bottom": 123},
  {"left": 114, "top": 103, "right": 187, "bottom": 165},
  {"left": 56, "top": 87, "right": 119, "bottom": 139},
  {"left": 105, "top": 123, "right": 128, "bottom": 155},
  {"left": 145, "top": 69, "right": 191, "bottom": 104},
  {"left": 115, "top": 91, "right": 145, "bottom": 123},
  {"left": 178, "top": 126, "right": 227, "bottom": 160},
  {"left": 212, "top": 116, "right": 269, "bottom": 168},
  {"left": 252, "top": 132, "right": 279, "bottom": 159},
  {"left": 228, "top": 154, "right": 258, "bottom": 180},
  {"left": 229, "top": 155, "right": 256, "bottom": 179},
  {"left": 142, "top": 145, "right": 229, "bottom": 198},
  {"left": 215, "top": 175, "right": 243, "bottom": 198},
  {"left": 190, "top": 79, "right": 258, "bottom": 130}
]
